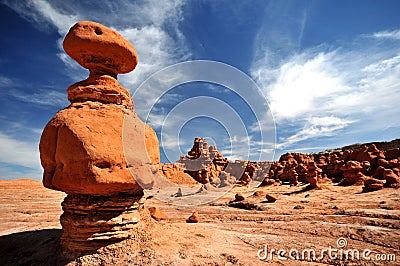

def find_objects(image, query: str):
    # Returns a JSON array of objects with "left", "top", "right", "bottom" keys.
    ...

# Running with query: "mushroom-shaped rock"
[
  {"left": 39, "top": 21, "right": 160, "bottom": 254},
  {"left": 339, "top": 161, "right": 367, "bottom": 186},
  {"left": 63, "top": 21, "right": 138, "bottom": 76}
]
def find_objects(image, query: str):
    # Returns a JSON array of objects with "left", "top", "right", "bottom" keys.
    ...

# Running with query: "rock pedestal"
[{"left": 39, "top": 21, "right": 159, "bottom": 254}]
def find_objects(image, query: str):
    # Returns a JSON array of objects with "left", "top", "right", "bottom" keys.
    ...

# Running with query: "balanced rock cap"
[{"left": 63, "top": 21, "right": 138, "bottom": 76}]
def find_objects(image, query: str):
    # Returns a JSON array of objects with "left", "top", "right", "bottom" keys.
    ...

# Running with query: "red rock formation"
[
  {"left": 39, "top": 21, "right": 159, "bottom": 254},
  {"left": 159, "top": 163, "right": 199, "bottom": 185},
  {"left": 339, "top": 161, "right": 366, "bottom": 186},
  {"left": 384, "top": 169, "right": 400, "bottom": 188},
  {"left": 262, "top": 141, "right": 400, "bottom": 190},
  {"left": 306, "top": 161, "right": 322, "bottom": 188},
  {"left": 362, "top": 177, "right": 385, "bottom": 192}
]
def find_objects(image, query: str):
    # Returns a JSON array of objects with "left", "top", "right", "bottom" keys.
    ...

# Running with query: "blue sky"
[{"left": 0, "top": 0, "right": 399, "bottom": 180}]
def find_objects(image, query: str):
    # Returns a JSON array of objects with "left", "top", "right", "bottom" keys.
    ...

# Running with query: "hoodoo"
[{"left": 39, "top": 21, "right": 160, "bottom": 254}]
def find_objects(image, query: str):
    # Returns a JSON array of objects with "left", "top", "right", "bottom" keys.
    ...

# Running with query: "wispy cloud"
[
  {"left": 11, "top": 89, "right": 69, "bottom": 108},
  {"left": 369, "top": 29, "right": 400, "bottom": 40},
  {"left": 4, "top": 0, "right": 190, "bottom": 91},
  {"left": 252, "top": 1, "right": 310, "bottom": 67},
  {"left": 0, "top": 76, "right": 13, "bottom": 87},
  {"left": 276, "top": 116, "right": 354, "bottom": 149},
  {"left": 0, "top": 132, "right": 41, "bottom": 170},
  {"left": 3, "top": 0, "right": 78, "bottom": 35},
  {"left": 1, "top": 75, "right": 69, "bottom": 108},
  {"left": 252, "top": 27, "right": 400, "bottom": 152}
]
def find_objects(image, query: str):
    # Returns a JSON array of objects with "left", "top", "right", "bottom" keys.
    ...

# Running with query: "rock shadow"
[{"left": 0, "top": 229, "right": 79, "bottom": 266}]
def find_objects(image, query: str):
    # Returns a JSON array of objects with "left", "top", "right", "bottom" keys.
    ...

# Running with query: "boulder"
[
  {"left": 265, "top": 194, "right": 277, "bottom": 202},
  {"left": 362, "top": 177, "right": 385, "bottom": 192},
  {"left": 384, "top": 169, "right": 400, "bottom": 188},
  {"left": 148, "top": 207, "right": 167, "bottom": 221},
  {"left": 186, "top": 211, "right": 199, "bottom": 223},
  {"left": 63, "top": 21, "right": 138, "bottom": 76},
  {"left": 234, "top": 193, "right": 245, "bottom": 201}
]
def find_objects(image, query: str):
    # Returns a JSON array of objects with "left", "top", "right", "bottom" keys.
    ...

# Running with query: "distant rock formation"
[
  {"left": 164, "top": 138, "right": 271, "bottom": 187},
  {"left": 159, "top": 137, "right": 400, "bottom": 193},
  {"left": 39, "top": 21, "right": 159, "bottom": 254},
  {"left": 262, "top": 143, "right": 400, "bottom": 192}
]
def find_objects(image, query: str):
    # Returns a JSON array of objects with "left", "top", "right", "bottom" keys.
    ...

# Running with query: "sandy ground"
[{"left": 0, "top": 179, "right": 399, "bottom": 265}]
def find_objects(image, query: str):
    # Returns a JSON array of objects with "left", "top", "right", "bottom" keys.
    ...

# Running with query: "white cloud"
[
  {"left": 4, "top": 0, "right": 189, "bottom": 92},
  {"left": 252, "top": 31, "right": 400, "bottom": 151},
  {"left": 370, "top": 29, "right": 400, "bottom": 40},
  {"left": 0, "top": 132, "right": 41, "bottom": 170},
  {"left": 11, "top": 89, "right": 69, "bottom": 108},
  {"left": 0, "top": 76, "right": 13, "bottom": 87},
  {"left": 3, "top": 0, "right": 78, "bottom": 35},
  {"left": 28, "top": 0, "right": 78, "bottom": 35},
  {"left": 263, "top": 51, "right": 350, "bottom": 120},
  {"left": 277, "top": 116, "right": 353, "bottom": 149},
  {"left": 118, "top": 24, "right": 188, "bottom": 90}
]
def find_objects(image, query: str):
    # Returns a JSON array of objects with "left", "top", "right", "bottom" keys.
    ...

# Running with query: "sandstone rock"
[
  {"left": 260, "top": 177, "right": 275, "bottom": 186},
  {"left": 385, "top": 148, "right": 400, "bottom": 160},
  {"left": 159, "top": 163, "right": 199, "bottom": 185},
  {"left": 295, "top": 163, "right": 308, "bottom": 183},
  {"left": 252, "top": 191, "right": 265, "bottom": 197},
  {"left": 60, "top": 193, "right": 150, "bottom": 253},
  {"left": 265, "top": 194, "right": 277, "bottom": 202},
  {"left": 63, "top": 21, "right": 138, "bottom": 76},
  {"left": 148, "top": 207, "right": 167, "bottom": 221},
  {"left": 306, "top": 162, "right": 322, "bottom": 189},
  {"left": 263, "top": 140, "right": 400, "bottom": 189},
  {"left": 373, "top": 166, "right": 386, "bottom": 180},
  {"left": 367, "top": 144, "right": 380, "bottom": 153},
  {"left": 219, "top": 171, "right": 237, "bottom": 187},
  {"left": 362, "top": 177, "right": 384, "bottom": 193},
  {"left": 234, "top": 193, "right": 245, "bottom": 201},
  {"left": 279, "top": 167, "right": 299, "bottom": 186},
  {"left": 239, "top": 172, "right": 251, "bottom": 186},
  {"left": 186, "top": 211, "right": 199, "bottom": 223},
  {"left": 175, "top": 188, "right": 183, "bottom": 197},
  {"left": 39, "top": 21, "right": 159, "bottom": 254},
  {"left": 378, "top": 158, "right": 391, "bottom": 169},
  {"left": 384, "top": 169, "right": 400, "bottom": 188},
  {"left": 40, "top": 102, "right": 157, "bottom": 195},
  {"left": 389, "top": 159, "right": 400, "bottom": 169},
  {"left": 339, "top": 161, "right": 367, "bottom": 186}
]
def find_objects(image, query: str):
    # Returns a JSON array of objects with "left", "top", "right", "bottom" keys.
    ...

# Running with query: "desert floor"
[{"left": 0, "top": 179, "right": 399, "bottom": 265}]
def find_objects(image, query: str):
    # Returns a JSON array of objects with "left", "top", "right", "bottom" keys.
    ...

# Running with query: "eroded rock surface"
[
  {"left": 39, "top": 21, "right": 159, "bottom": 254},
  {"left": 261, "top": 141, "right": 400, "bottom": 192}
]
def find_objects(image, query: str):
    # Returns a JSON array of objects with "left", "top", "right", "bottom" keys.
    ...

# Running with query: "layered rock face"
[{"left": 39, "top": 21, "right": 159, "bottom": 254}]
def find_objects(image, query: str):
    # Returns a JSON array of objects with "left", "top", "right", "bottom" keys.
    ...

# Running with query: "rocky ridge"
[{"left": 159, "top": 138, "right": 400, "bottom": 193}]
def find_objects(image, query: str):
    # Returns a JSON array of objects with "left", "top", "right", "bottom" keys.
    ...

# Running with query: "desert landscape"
[
  {"left": 0, "top": 137, "right": 399, "bottom": 265},
  {"left": 1, "top": 2, "right": 400, "bottom": 266}
]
